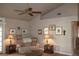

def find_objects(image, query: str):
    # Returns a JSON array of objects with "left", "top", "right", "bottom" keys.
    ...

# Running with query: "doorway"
[{"left": 72, "top": 21, "right": 79, "bottom": 55}]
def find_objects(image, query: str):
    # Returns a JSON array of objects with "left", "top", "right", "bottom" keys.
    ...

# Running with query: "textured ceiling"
[{"left": 0, "top": 3, "right": 63, "bottom": 21}]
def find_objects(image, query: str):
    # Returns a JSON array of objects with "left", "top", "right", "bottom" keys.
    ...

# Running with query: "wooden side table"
[
  {"left": 44, "top": 44, "right": 54, "bottom": 54},
  {"left": 6, "top": 44, "right": 16, "bottom": 54}
]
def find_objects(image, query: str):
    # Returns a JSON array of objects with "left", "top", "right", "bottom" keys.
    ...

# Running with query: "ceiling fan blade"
[
  {"left": 18, "top": 12, "right": 25, "bottom": 15},
  {"left": 25, "top": 9, "right": 28, "bottom": 13},
  {"left": 28, "top": 13, "right": 33, "bottom": 16},
  {"left": 14, "top": 9, "right": 24, "bottom": 12},
  {"left": 32, "top": 11, "right": 42, "bottom": 14}
]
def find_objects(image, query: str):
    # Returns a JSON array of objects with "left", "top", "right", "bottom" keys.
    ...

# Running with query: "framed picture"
[
  {"left": 10, "top": 28, "right": 16, "bottom": 34},
  {"left": 49, "top": 24, "right": 56, "bottom": 31},
  {"left": 44, "top": 27, "right": 49, "bottom": 34},
  {"left": 38, "top": 29, "right": 42, "bottom": 35},
  {"left": 22, "top": 28, "right": 27, "bottom": 34},
  {"left": 56, "top": 26, "right": 62, "bottom": 35}
]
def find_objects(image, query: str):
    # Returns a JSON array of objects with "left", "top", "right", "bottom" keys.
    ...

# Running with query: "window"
[{"left": 0, "top": 24, "right": 2, "bottom": 52}]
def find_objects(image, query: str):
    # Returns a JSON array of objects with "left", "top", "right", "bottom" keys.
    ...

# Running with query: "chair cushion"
[
  {"left": 23, "top": 42, "right": 31, "bottom": 47},
  {"left": 23, "top": 38, "right": 32, "bottom": 43}
]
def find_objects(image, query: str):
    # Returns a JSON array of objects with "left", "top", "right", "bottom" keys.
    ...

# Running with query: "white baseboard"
[{"left": 54, "top": 51, "right": 72, "bottom": 56}]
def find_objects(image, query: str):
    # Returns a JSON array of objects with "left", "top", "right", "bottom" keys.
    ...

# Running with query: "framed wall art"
[
  {"left": 49, "top": 24, "right": 56, "bottom": 31},
  {"left": 56, "top": 26, "right": 62, "bottom": 35},
  {"left": 44, "top": 27, "right": 49, "bottom": 34},
  {"left": 38, "top": 29, "right": 42, "bottom": 35},
  {"left": 9, "top": 28, "right": 16, "bottom": 34},
  {"left": 22, "top": 28, "right": 27, "bottom": 34}
]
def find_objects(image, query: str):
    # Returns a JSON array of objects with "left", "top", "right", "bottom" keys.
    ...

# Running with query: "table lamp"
[{"left": 4, "top": 34, "right": 16, "bottom": 46}]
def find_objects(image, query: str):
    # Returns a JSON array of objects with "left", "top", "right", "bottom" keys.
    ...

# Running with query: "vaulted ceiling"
[{"left": 0, "top": 3, "right": 63, "bottom": 21}]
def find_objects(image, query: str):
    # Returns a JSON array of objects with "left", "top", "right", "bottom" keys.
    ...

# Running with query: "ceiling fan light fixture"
[
  {"left": 14, "top": 4, "right": 42, "bottom": 16},
  {"left": 28, "top": 8, "right": 32, "bottom": 11}
]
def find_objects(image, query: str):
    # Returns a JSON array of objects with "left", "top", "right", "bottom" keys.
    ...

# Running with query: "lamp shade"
[
  {"left": 47, "top": 38, "right": 56, "bottom": 45},
  {"left": 8, "top": 34, "right": 14, "bottom": 39},
  {"left": 44, "top": 34, "right": 50, "bottom": 39},
  {"left": 4, "top": 34, "right": 16, "bottom": 46}
]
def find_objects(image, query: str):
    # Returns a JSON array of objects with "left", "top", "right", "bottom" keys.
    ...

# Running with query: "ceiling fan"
[{"left": 14, "top": 4, "right": 42, "bottom": 16}]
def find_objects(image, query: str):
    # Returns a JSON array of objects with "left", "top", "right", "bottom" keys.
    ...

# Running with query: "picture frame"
[
  {"left": 9, "top": 28, "right": 16, "bottom": 34},
  {"left": 38, "top": 29, "right": 42, "bottom": 35},
  {"left": 49, "top": 24, "right": 56, "bottom": 31},
  {"left": 56, "top": 26, "right": 62, "bottom": 35},
  {"left": 22, "top": 28, "right": 27, "bottom": 34},
  {"left": 44, "top": 27, "right": 49, "bottom": 34}
]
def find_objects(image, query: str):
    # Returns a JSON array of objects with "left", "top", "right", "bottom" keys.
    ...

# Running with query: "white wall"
[
  {"left": 5, "top": 18, "right": 30, "bottom": 37},
  {"left": 29, "top": 4, "right": 78, "bottom": 55}
]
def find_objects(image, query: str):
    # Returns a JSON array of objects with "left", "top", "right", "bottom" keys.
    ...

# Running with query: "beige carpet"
[{"left": 0, "top": 53, "right": 67, "bottom": 56}]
